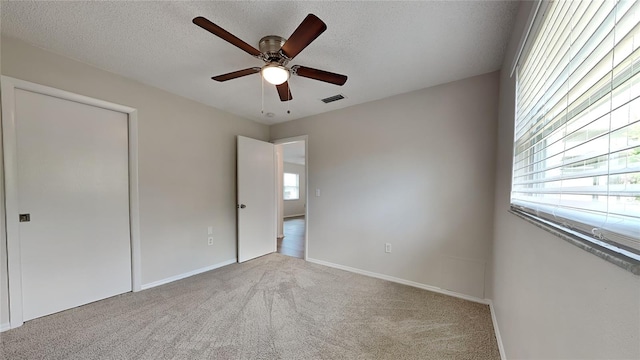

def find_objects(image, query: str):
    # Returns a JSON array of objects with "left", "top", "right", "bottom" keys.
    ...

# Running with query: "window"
[
  {"left": 512, "top": 0, "right": 640, "bottom": 256},
  {"left": 284, "top": 173, "right": 299, "bottom": 200}
]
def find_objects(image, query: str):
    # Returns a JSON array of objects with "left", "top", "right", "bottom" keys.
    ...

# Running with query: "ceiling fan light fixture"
[{"left": 261, "top": 64, "right": 289, "bottom": 85}]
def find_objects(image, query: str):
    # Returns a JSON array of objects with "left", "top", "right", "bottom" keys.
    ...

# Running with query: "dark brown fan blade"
[
  {"left": 280, "top": 14, "right": 327, "bottom": 60},
  {"left": 293, "top": 66, "right": 347, "bottom": 85},
  {"left": 193, "top": 17, "right": 261, "bottom": 57},
  {"left": 276, "top": 82, "right": 293, "bottom": 102},
  {"left": 212, "top": 67, "right": 261, "bottom": 82}
]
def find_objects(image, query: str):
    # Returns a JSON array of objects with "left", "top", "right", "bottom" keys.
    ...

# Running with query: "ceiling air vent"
[{"left": 321, "top": 94, "right": 345, "bottom": 104}]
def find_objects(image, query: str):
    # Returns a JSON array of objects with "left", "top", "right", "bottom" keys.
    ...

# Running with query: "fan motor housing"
[{"left": 259, "top": 35, "right": 287, "bottom": 63}]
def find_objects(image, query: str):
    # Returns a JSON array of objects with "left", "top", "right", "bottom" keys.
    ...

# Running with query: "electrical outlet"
[
  {"left": 208, "top": 237, "right": 214, "bottom": 246},
  {"left": 207, "top": 226, "right": 213, "bottom": 235},
  {"left": 385, "top": 243, "right": 392, "bottom": 253}
]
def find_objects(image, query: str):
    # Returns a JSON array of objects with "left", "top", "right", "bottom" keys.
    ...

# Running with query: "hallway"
[{"left": 277, "top": 216, "right": 305, "bottom": 259}]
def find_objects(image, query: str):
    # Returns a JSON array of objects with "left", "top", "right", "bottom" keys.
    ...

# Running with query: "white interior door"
[
  {"left": 15, "top": 88, "right": 132, "bottom": 321},
  {"left": 237, "top": 136, "right": 276, "bottom": 263}
]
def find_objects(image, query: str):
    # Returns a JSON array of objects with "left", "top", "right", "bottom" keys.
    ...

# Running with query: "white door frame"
[
  {"left": 0, "top": 76, "right": 142, "bottom": 329},
  {"left": 272, "top": 135, "right": 309, "bottom": 261}
]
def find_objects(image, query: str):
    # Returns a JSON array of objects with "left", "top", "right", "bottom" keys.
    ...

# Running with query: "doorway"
[{"left": 274, "top": 137, "right": 308, "bottom": 259}]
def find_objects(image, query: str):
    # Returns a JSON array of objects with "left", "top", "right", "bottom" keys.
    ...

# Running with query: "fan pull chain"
[
  {"left": 287, "top": 81, "right": 291, "bottom": 114},
  {"left": 261, "top": 75, "right": 265, "bottom": 115}
]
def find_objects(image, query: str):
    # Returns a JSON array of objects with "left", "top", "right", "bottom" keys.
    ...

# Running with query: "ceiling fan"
[{"left": 193, "top": 14, "right": 348, "bottom": 102}]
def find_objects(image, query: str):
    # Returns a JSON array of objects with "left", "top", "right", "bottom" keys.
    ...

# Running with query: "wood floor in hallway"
[{"left": 278, "top": 216, "right": 305, "bottom": 259}]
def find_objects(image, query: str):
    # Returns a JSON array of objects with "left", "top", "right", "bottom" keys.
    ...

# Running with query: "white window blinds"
[{"left": 512, "top": 0, "right": 640, "bottom": 254}]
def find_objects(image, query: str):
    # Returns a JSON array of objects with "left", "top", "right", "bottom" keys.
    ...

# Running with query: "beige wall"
[
  {"left": 271, "top": 71, "right": 499, "bottom": 299},
  {"left": 0, "top": 36, "right": 6, "bottom": 329},
  {"left": 0, "top": 36, "right": 269, "bottom": 326},
  {"left": 490, "top": 2, "right": 640, "bottom": 359},
  {"left": 283, "top": 162, "right": 306, "bottom": 217}
]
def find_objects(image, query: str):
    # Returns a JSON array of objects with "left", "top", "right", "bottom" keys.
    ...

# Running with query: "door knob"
[{"left": 237, "top": 204, "right": 246, "bottom": 209}]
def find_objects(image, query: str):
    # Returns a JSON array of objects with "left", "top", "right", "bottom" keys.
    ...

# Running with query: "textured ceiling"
[{"left": 0, "top": 1, "right": 518, "bottom": 125}]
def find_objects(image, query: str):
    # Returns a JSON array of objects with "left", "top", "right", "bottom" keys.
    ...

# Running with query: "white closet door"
[{"left": 15, "top": 89, "right": 131, "bottom": 321}]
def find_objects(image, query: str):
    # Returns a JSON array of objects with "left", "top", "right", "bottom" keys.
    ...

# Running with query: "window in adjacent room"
[
  {"left": 284, "top": 173, "right": 299, "bottom": 200},
  {"left": 511, "top": 0, "right": 640, "bottom": 258}
]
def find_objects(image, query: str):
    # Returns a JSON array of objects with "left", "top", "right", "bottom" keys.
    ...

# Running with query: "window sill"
[{"left": 508, "top": 209, "right": 640, "bottom": 276}]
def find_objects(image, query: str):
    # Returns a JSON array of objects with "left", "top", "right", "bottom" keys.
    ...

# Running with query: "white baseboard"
[
  {"left": 0, "top": 322, "right": 10, "bottom": 332},
  {"left": 283, "top": 214, "right": 305, "bottom": 218},
  {"left": 488, "top": 300, "right": 506, "bottom": 360},
  {"left": 140, "top": 258, "right": 236, "bottom": 290},
  {"left": 306, "top": 257, "right": 490, "bottom": 305}
]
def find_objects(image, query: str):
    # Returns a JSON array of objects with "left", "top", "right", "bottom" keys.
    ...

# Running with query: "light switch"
[
  {"left": 207, "top": 226, "right": 213, "bottom": 235},
  {"left": 316, "top": 189, "right": 321, "bottom": 197}
]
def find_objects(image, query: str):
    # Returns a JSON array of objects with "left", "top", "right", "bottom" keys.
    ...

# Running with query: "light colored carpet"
[{"left": 0, "top": 253, "right": 499, "bottom": 359}]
